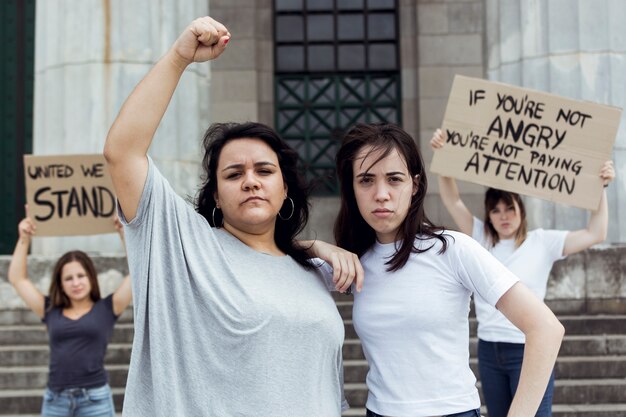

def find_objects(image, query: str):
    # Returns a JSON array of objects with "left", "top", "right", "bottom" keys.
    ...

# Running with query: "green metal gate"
[
  {"left": 276, "top": 73, "right": 401, "bottom": 194},
  {"left": 0, "top": 0, "right": 35, "bottom": 254},
  {"left": 274, "top": 0, "right": 401, "bottom": 195}
]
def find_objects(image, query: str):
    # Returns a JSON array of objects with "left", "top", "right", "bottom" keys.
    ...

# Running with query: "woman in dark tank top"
[{"left": 7, "top": 212, "right": 133, "bottom": 417}]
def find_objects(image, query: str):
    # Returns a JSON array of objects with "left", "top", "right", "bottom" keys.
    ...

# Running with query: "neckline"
[
  {"left": 216, "top": 228, "right": 290, "bottom": 260},
  {"left": 62, "top": 305, "right": 95, "bottom": 321}
]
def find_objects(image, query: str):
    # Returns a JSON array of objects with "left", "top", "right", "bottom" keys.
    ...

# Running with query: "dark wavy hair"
[
  {"left": 484, "top": 188, "right": 528, "bottom": 248},
  {"left": 195, "top": 122, "right": 313, "bottom": 269},
  {"left": 48, "top": 251, "right": 100, "bottom": 311},
  {"left": 334, "top": 123, "right": 449, "bottom": 272}
]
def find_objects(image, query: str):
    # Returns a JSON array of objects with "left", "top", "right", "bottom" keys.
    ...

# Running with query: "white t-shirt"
[
  {"left": 353, "top": 231, "right": 519, "bottom": 417},
  {"left": 472, "top": 217, "right": 567, "bottom": 343}
]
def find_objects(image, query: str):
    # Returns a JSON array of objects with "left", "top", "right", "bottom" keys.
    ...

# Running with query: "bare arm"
[
  {"left": 111, "top": 217, "right": 133, "bottom": 316},
  {"left": 430, "top": 129, "right": 474, "bottom": 235},
  {"left": 104, "top": 17, "right": 230, "bottom": 221},
  {"left": 8, "top": 215, "right": 45, "bottom": 319},
  {"left": 563, "top": 161, "right": 615, "bottom": 256},
  {"left": 496, "top": 283, "right": 564, "bottom": 417}
]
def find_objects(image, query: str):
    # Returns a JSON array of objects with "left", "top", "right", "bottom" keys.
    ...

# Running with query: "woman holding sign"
[
  {"left": 104, "top": 15, "right": 361, "bottom": 416},
  {"left": 7, "top": 212, "right": 132, "bottom": 417},
  {"left": 334, "top": 122, "right": 563, "bottom": 417},
  {"left": 431, "top": 128, "right": 615, "bottom": 417}
]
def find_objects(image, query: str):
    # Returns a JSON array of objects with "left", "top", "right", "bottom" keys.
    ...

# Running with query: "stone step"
[
  {"left": 0, "top": 388, "right": 124, "bottom": 415},
  {"left": 1, "top": 334, "right": 624, "bottom": 369},
  {"left": 3, "top": 356, "right": 625, "bottom": 390},
  {"left": 0, "top": 365, "right": 129, "bottom": 390},
  {"left": 0, "top": 309, "right": 134, "bottom": 326},
  {"left": 0, "top": 324, "right": 134, "bottom": 346},
  {"left": 551, "top": 379, "right": 626, "bottom": 405},
  {"left": 344, "top": 379, "right": 626, "bottom": 407},
  {"left": 0, "top": 343, "right": 132, "bottom": 367},
  {"left": 342, "top": 316, "right": 626, "bottom": 339},
  {"left": 5, "top": 364, "right": 624, "bottom": 406},
  {"left": 554, "top": 356, "right": 626, "bottom": 379},
  {"left": 3, "top": 308, "right": 625, "bottom": 337},
  {"left": 343, "top": 356, "right": 626, "bottom": 383},
  {"left": 342, "top": 404, "right": 626, "bottom": 417},
  {"left": 341, "top": 335, "right": 626, "bottom": 361},
  {"left": 0, "top": 415, "right": 122, "bottom": 417},
  {"left": 1, "top": 315, "right": 623, "bottom": 346}
]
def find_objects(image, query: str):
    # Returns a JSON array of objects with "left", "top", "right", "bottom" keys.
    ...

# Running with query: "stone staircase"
[{"left": 1, "top": 300, "right": 625, "bottom": 416}]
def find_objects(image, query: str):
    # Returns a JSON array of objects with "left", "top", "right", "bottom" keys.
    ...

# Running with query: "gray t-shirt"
[{"left": 119, "top": 157, "right": 347, "bottom": 417}]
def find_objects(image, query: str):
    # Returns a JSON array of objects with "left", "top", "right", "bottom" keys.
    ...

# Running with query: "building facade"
[{"left": 1, "top": 0, "right": 624, "bottom": 303}]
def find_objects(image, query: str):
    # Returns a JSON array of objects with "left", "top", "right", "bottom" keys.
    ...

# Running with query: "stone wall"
[{"left": 208, "top": 0, "right": 274, "bottom": 125}]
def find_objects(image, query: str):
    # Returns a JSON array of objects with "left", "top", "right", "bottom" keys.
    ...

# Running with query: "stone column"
[
  {"left": 415, "top": 0, "right": 487, "bottom": 227},
  {"left": 486, "top": 0, "right": 626, "bottom": 243},
  {"left": 32, "top": 0, "right": 210, "bottom": 255}
]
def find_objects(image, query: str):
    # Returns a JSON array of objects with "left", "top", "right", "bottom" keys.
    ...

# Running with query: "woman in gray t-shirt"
[{"left": 104, "top": 16, "right": 361, "bottom": 417}]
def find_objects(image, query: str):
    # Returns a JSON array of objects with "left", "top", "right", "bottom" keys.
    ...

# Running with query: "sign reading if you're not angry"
[
  {"left": 24, "top": 154, "right": 117, "bottom": 236},
  {"left": 430, "top": 75, "right": 622, "bottom": 210}
]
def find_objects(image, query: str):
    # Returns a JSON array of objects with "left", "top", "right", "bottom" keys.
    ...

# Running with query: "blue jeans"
[
  {"left": 366, "top": 408, "right": 480, "bottom": 417},
  {"left": 478, "top": 339, "right": 555, "bottom": 417},
  {"left": 41, "top": 384, "right": 115, "bottom": 417}
]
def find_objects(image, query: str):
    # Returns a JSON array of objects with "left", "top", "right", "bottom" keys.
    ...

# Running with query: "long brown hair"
[
  {"left": 483, "top": 188, "right": 528, "bottom": 248},
  {"left": 48, "top": 251, "right": 101, "bottom": 310},
  {"left": 334, "top": 123, "right": 449, "bottom": 272}
]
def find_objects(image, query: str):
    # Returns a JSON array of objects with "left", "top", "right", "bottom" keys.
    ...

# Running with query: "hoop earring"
[
  {"left": 212, "top": 207, "right": 224, "bottom": 227},
  {"left": 278, "top": 197, "right": 295, "bottom": 221}
]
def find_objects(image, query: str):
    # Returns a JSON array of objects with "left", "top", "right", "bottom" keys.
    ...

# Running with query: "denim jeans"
[
  {"left": 366, "top": 408, "right": 481, "bottom": 417},
  {"left": 41, "top": 384, "right": 115, "bottom": 417},
  {"left": 478, "top": 339, "right": 555, "bottom": 417}
]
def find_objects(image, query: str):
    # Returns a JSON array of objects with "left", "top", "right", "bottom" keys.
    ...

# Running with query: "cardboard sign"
[
  {"left": 430, "top": 75, "right": 622, "bottom": 210},
  {"left": 24, "top": 154, "right": 117, "bottom": 236}
]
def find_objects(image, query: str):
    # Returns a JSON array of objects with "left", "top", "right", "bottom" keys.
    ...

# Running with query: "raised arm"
[
  {"left": 111, "top": 217, "right": 132, "bottom": 316},
  {"left": 496, "top": 283, "right": 564, "bottom": 417},
  {"left": 8, "top": 212, "right": 45, "bottom": 319},
  {"left": 562, "top": 160, "right": 615, "bottom": 256},
  {"left": 430, "top": 129, "right": 474, "bottom": 235},
  {"left": 104, "top": 17, "right": 230, "bottom": 221}
]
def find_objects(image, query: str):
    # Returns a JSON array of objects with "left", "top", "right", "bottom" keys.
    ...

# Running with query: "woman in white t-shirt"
[
  {"left": 430, "top": 128, "right": 615, "bottom": 417},
  {"left": 334, "top": 123, "right": 564, "bottom": 417}
]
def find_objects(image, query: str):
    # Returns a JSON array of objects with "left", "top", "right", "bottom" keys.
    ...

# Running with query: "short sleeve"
[
  {"left": 103, "top": 294, "right": 121, "bottom": 321},
  {"left": 42, "top": 296, "right": 51, "bottom": 323},
  {"left": 450, "top": 233, "right": 519, "bottom": 307},
  {"left": 116, "top": 156, "right": 158, "bottom": 228},
  {"left": 309, "top": 258, "right": 337, "bottom": 292},
  {"left": 536, "top": 228, "right": 568, "bottom": 262}
]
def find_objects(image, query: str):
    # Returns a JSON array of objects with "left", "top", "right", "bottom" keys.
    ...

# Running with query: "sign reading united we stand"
[{"left": 24, "top": 154, "right": 117, "bottom": 236}]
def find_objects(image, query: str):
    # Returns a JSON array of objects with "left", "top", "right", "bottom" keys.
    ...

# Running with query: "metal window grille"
[{"left": 274, "top": 0, "right": 401, "bottom": 194}]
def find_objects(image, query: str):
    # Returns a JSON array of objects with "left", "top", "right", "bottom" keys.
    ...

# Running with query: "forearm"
[
  {"left": 508, "top": 320, "right": 564, "bottom": 417},
  {"left": 8, "top": 236, "right": 30, "bottom": 285},
  {"left": 438, "top": 175, "right": 461, "bottom": 208},
  {"left": 437, "top": 175, "right": 474, "bottom": 234},
  {"left": 104, "top": 49, "right": 190, "bottom": 162},
  {"left": 586, "top": 189, "right": 608, "bottom": 242}
]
